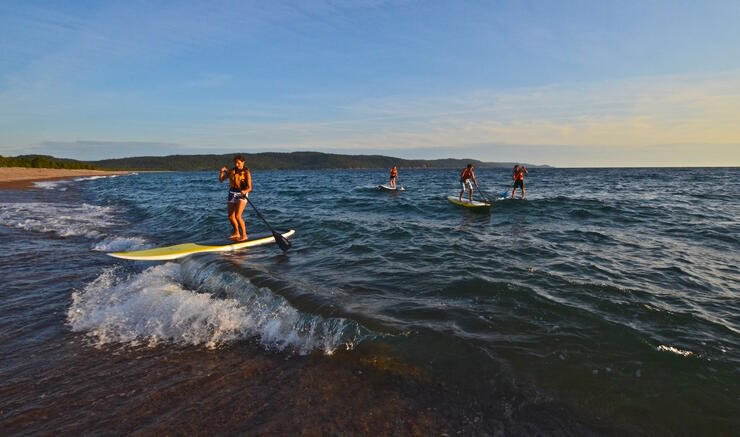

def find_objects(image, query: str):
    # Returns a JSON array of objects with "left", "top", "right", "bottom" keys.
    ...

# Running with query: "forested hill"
[
  {"left": 0, "top": 154, "right": 99, "bottom": 170},
  {"left": 90, "top": 152, "right": 549, "bottom": 171}
]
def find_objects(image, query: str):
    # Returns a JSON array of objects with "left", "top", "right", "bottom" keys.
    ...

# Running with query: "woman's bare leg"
[
  {"left": 227, "top": 203, "right": 240, "bottom": 239},
  {"left": 235, "top": 199, "right": 248, "bottom": 241}
]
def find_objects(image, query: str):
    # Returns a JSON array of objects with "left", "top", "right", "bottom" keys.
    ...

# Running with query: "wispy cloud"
[{"left": 171, "top": 70, "right": 740, "bottom": 150}]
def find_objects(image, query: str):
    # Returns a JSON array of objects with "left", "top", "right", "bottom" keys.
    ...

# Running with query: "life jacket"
[
  {"left": 230, "top": 167, "right": 249, "bottom": 191},
  {"left": 461, "top": 168, "right": 472, "bottom": 181},
  {"left": 513, "top": 169, "right": 524, "bottom": 181}
]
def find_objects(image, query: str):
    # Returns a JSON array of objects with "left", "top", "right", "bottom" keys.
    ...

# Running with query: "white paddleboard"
[
  {"left": 447, "top": 196, "right": 491, "bottom": 208},
  {"left": 378, "top": 184, "right": 405, "bottom": 191},
  {"left": 108, "top": 230, "right": 296, "bottom": 261}
]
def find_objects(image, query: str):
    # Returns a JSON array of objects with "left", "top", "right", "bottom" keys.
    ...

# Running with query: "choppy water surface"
[{"left": 1, "top": 168, "right": 738, "bottom": 435}]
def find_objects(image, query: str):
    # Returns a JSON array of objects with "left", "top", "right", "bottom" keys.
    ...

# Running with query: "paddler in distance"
[
  {"left": 512, "top": 164, "right": 528, "bottom": 199},
  {"left": 459, "top": 163, "right": 480, "bottom": 203},
  {"left": 219, "top": 155, "right": 252, "bottom": 241},
  {"left": 389, "top": 165, "right": 398, "bottom": 189}
]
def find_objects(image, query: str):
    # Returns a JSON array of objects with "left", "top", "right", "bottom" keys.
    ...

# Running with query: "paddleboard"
[
  {"left": 447, "top": 196, "right": 491, "bottom": 208},
  {"left": 378, "top": 184, "right": 405, "bottom": 191},
  {"left": 108, "top": 229, "right": 296, "bottom": 261}
]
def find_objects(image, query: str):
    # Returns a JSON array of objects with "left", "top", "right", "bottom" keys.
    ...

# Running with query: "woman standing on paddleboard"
[
  {"left": 219, "top": 155, "right": 252, "bottom": 241},
  {"left": 389, "top": 165, "right": 398, "bottom": 189}
]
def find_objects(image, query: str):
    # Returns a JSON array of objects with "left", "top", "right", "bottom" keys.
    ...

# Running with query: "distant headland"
[{"left": 1, "top": 152, "right": 551, "bottom": 171}]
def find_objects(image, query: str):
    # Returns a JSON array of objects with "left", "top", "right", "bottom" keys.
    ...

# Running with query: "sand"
[{"left": 0, "top": 167, "right": 131, "bottom": 190}]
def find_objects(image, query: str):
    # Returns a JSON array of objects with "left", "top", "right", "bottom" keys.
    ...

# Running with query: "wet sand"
[
  {"left": 0, "top": 167, "right": 130, "bottom": 190},
  {"left": 1, "top": 339, "right": 614, "bottom": 436}
]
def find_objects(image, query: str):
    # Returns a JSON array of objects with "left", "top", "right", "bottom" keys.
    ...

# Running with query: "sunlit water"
[{"left": 1, "top": 168, "right": 738, "bottom": 434}]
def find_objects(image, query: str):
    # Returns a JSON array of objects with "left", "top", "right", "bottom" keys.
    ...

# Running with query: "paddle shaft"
[
  {"left": 476, "top": 185, "right": 494, "bottom": 204},
  {"left": 246, "top": 198, "right": 291, "bottom": 252}
]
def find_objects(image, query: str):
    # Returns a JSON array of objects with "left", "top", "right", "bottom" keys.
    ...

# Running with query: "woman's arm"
[{"left": 219, "top": 166, "right": 228, "bottom": 182}]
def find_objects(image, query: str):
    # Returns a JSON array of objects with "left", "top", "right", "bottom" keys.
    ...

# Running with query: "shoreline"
[{"left": 0, "top": 167, "right": 132, "bottom": 190}]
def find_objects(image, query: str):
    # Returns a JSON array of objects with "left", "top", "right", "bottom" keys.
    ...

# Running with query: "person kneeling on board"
[
  {"left": 459, "top": 163, "right": 479, "bottom": 203},
  {"left": 219, "top": 155, "right": 252, "bottom": 241},
  {"left": 512, "top": 164, "right": 528, "bottom": 199},
  {"left": 389, "top": 165, "right": 398, "bottom": 189}
]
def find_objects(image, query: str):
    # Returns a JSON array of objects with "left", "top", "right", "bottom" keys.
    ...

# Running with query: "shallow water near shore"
[{"left": 1, "top": 168, "right": 738, "bottom": 434}]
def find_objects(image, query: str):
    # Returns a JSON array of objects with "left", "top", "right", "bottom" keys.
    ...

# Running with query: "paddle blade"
[{"left": 273, "top": 230, "right": 292, "bottom": 252}]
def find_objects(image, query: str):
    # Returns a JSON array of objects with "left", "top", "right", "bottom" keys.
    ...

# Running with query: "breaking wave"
[
  {"left": 67, "top": 262, "right": 370, "bottom": 354},
  {"left": 0, "top": 202, "right": 116, "bottom": 238},
  {"left": 92, "top": 236, "right": 151, "bottom": 252}
]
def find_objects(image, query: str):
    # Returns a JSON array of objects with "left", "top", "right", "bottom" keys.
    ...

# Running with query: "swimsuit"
[{"left": 227, "top": 168, "right": 249, "bottom": 203}]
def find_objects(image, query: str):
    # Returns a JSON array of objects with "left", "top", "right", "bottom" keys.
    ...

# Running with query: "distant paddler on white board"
[
  {"left": 389, "top": 165, "right": 399, "bottom": 189},
  {"left": 219, "top": 155, "right": 252, "bottom": 242}
]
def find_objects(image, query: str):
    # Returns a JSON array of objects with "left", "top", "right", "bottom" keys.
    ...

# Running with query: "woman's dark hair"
[{"left": 234, "top": 155, "right": 245, "bottom": 163}]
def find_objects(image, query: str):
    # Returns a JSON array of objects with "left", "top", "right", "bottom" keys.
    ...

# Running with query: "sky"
[{"left": 1, "top": 0, "right": 739, "bottom": 167}]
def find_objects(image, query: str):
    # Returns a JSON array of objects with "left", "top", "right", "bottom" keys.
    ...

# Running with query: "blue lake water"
[{"left": 1, "top": 167, "right": 738, "bottom": 434}]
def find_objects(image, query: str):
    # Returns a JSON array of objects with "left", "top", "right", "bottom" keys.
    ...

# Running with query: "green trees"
[{"left": 0, "top": 155, "right": 98, "bottom": 169}]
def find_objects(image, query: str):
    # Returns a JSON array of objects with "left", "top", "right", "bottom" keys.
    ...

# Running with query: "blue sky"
[{"left": 1, "top": 0, "right": 739, "bottom": 166}]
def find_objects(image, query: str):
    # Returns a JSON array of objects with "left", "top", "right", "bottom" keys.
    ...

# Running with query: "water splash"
[{"left": 67, "top": 263, "right": 370, "bottom": 354}]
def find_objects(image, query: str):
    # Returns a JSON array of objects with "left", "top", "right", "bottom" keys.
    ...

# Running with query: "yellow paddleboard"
[
  {"left": 447, "top": 196, "right": 491, "bottom": 208},
  {"left": 108, "top": 230, "right": 296, "bottom": 261}
]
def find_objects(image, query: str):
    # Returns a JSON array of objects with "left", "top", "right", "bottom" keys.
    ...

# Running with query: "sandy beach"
[{"left": 0, "top": 167, "right": 130, "bottom": 190}]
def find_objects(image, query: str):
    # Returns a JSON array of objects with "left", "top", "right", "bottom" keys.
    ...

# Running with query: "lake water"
[{"left": 1, "top": 167, "right": 738, "bottom": 434}]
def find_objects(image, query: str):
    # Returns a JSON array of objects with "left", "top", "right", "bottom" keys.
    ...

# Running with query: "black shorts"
[{"left": 514, "top": 180, "right": 524, "bottom": 189}]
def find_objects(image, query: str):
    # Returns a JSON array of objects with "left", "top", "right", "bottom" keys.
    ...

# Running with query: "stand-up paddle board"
[
  {"left": 108, "top": 229, "right": 296, "bottom": 261},
  {"left": 378, "top": 184, "right": 405, "bottom": 191},
  {"left": 447, "top": 196, "right": 491, "bottom": 208}
]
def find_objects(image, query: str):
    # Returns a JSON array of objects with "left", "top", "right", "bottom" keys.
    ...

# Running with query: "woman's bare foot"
[
  {"left": 228, "top": 234, "right": 240, "bottom": 240},
  {"left": 236, "top": 235, "right": 248, "bottom": 242}
]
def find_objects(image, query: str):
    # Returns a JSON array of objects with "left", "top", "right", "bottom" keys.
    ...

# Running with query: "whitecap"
[
  {"left": 0, "top": 202, "right": 116, "bottom": 238},
  {"left": 67, "top": 263, "right": 369, "bottom": 354},
  {"left": 92, "top": 236, "right": 151, "bottom": 252},
  {"left": 33, "top": 180, "right": 69, "bottom": 190},
  {"left": 73, "top": 175, "right": 114, "bottom": 182},
  {"left": 657, "top": 345, "right": 694, "bottom": 357}
]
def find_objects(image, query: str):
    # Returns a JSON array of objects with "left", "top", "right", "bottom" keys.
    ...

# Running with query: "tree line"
[
  {"left": 2, "top": 151, "right": 548, "bottom": 171},
  {"left": 0, "top": 155, "right": 99, "bottom": 170}
]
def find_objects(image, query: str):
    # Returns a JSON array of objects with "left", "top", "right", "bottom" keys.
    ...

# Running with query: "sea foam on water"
[{"left": 67, "top": 262, "right": 369, "bottom": 353}]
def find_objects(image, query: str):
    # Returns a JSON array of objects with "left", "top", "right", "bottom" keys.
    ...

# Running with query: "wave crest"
[{"left": 67, "top": 263, "right": 369, "bottom": 354}]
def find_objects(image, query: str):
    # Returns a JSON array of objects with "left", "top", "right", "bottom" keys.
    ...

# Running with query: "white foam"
[
  {"left": 92, "top": 236, "right": 150, "bottom": 252},
  {"left": 0, "top": 202, "right": 115, "bottom": 238},
  {"left": 67, "top": 263, "right": 367, "bottom": 354},
  {"left": 657, "top": 345, "right": 694, "bottom": 357},
  {"left": 33, "top": 180, "right": 68, "bottom": 190},
  {"left": 73, "top": 175, "right": 116, "bottom": 182}
]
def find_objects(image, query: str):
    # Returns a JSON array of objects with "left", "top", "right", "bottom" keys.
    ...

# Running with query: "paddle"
[
  {"left": 476, "top": 185, "right": 494, "bottom": 204},
  {"left": 501, "top": 183, "right": 514, "bottom": 199},
  {"left": 246, "top": 198, "right": 292, "bottom": 252}
]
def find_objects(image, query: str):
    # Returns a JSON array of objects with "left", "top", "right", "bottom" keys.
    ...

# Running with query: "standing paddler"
[
  {"left": 389, "top": 165, "right": 399, "bottom": 189},
  {"left": 459, "top": 163, "right": 480, "bottom": 202},
  {"left": 511, "top": 164, "right": 528, "bottom": 199},
  {"left": 219, "top": 155, "right": 252, "bottom": 241}
]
